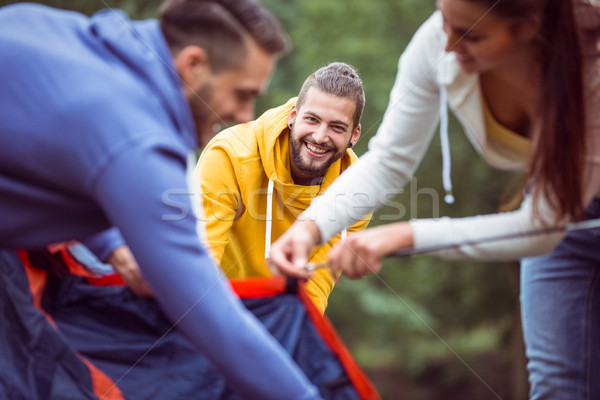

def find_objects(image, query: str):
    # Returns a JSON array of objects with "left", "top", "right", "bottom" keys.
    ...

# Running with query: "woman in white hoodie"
[{"left": 270, "top": 0, "right": 600, "bottom": 398}]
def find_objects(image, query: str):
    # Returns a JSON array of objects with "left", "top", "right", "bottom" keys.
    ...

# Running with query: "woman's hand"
[
  {"left": 268, "top": 220, "right": 322, "bottom": 279},
  {"left": 328, "top": 222, "right": 414, "bottom": 279}
]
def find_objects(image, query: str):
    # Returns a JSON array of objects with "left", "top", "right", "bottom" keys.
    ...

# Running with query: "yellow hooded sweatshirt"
[{"left": 195, "top": 98, "right": 370, "bottom": 314}]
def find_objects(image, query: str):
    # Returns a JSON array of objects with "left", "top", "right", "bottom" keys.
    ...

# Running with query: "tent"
[{"left": 0, "top": 247, "right": 380, "bottom": 400}]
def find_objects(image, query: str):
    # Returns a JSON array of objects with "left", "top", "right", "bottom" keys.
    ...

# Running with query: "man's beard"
[
  {"left": 289, "top": 133, "right": 346, "bottom": 181},
  {"left": 189, "top": 84, "right": 217, "bottom": 148}
]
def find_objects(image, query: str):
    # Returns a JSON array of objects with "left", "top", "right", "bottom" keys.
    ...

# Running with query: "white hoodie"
[{"left": 302, "top": 11, "right": 600, "bottom": 260}]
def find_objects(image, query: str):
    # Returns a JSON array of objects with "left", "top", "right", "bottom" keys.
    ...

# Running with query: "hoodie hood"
[
  {"left": 89, "top": 10, "right": 197, "bottom": 149},
  {"left": 256, "top": 97, "right": 358, "bottom": 210}
]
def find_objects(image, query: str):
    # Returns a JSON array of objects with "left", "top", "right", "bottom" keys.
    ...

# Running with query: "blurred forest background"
[{"left": 0, "top": 0, "right": 529, "bottom": 398}]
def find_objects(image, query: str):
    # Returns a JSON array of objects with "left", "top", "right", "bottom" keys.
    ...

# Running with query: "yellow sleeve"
[
  {"left": 195, "top": 142, "right": 241, "bottom": 264},
  {"left": 304, "top": 213, "right": 371, "bottom": 314}
]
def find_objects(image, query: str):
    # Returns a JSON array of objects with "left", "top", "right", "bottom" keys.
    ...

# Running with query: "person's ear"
[
  {"left": 288, "top": 104, "right": 297, "bottom": 129},
  {"left": 512, "top": 15, "right": 541, "bottom": 43},
  {"left": 174, "top": 45, "right": 210, "bottom": 96},
  {"left": 349, "top": 124, "right": 361, "bottom": 149}
]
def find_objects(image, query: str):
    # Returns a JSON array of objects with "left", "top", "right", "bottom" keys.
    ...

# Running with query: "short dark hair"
[
  {"left": 296, "top": 62, "right": 365, "bottom": 128},
  {"left": 158, "top": 0, "right": 290, "bottom": 72}
]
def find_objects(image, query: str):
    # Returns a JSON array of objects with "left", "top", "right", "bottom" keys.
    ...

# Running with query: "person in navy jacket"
[{"left": 0, "top": 1, "right": 322, "bottom": 399}]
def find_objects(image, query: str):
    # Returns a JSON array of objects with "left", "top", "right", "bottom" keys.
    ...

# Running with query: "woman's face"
[{"left": 438, "top": 0, "right": 538, "bottom": 73}]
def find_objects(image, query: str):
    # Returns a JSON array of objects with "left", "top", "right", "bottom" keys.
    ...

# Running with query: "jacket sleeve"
[
  {"left": 410, "top": 123, "right": 600, "bottom": 260},
  {"left": 91, "top": 139, "right": 320, "bottom": 400},
  {"left": 305, "top": 213, "right": 371, "bottom": 314},
  {"left": 301, "top": 12, "right": 444, "bottom": 244},
  {"left": 79, "top": 227, "right": 126, "bottom": 262},
  {"left": 406, "top": 21, "right": 600, "bottom": 260},
  {"left": 195, "top": 141, "right": 241, "bottom": 264}
]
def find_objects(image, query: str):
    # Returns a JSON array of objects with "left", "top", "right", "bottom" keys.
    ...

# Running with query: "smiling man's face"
[{"left": 288, "top": 87, "right": 360, "bottom": 185}]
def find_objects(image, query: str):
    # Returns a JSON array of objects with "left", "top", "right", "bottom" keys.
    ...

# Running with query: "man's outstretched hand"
[{"left": 108, "top": 245, "right": 153, "bottom": 297}]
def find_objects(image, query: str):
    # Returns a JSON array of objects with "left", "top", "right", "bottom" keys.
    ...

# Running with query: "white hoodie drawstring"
[
  {"left": 264, "top": 178, "right": 346, "bottom": 260},
  {"left": 264, "top": 179, "right": 275, "bottom": 259},
  {"left": 439, "top": 87, "right": 455, "bottom": 204},
  {"left": 186, "top": 152, "right": 207, "bottom": 242}
]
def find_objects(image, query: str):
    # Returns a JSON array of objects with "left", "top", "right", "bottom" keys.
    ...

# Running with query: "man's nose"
[{"left": 312, "top": 124, "right": 329, "bottom": 143}]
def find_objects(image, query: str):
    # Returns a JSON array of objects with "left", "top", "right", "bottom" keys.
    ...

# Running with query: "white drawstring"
[
  {"left": 439, "top": 87, "right": 455, "bottom": 204},
  {"left": 186, "top": 151, "right": 207, "bottom": 242},
  {"left": 264, "top": 179, "right": 275, "bottom": 259},
  {"left": 264, "top": 178, "right": 346, "bottom": 260}
]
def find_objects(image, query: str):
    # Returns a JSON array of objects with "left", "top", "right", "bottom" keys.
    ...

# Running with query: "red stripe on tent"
[
  {"left": 58, "top": 248, "right": 125, "bottom": 286},
  {"left": 229, "top": 275, "right": 287, "bottom": 298},
  {"left": 297, "top": 281, "right": 381, "bottom": 400},
  {"left": 17, "top": 250, "right": 47, "bottom": 310},
  {"left": 80, "top": 358, "right": 126, "bottom": 400}
]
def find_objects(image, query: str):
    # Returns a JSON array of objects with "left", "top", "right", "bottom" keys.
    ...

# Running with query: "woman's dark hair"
[
  {"left": 158, "top": 0, "right": 290, "bottom": 72},
  {"left": 468, "top": 0, "right": 599, "bottom": 221}
]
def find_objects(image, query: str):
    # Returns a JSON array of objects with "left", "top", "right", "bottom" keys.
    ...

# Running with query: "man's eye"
[{"left": 237, "top": 93, "right": 252, "bottom": 102}]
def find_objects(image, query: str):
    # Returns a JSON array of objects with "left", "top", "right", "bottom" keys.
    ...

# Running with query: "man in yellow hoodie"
[{"left": 196, "top": 62, "right": 370, "bottom": 314}]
